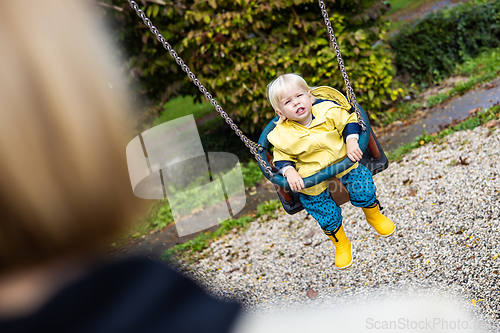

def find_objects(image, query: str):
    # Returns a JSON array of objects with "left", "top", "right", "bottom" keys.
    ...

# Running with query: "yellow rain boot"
[
  {"left": 362, "top": 200, "right": 395, "bottom": 237},
  {"left": 327, "top": 225, "right": 353, "bottom": 270}
]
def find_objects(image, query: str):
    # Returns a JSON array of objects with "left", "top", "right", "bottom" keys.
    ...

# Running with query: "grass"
[
  {"left": 116, "top": 158, "right": 266, "bottom": 245},
  {"left": 256, "top": 199, "right": 282, "bottom": 219},
  {"left": 116, "top": 96, "right": 222, "bottom": 247},
  {"left": 120, "top": 92, "right": 266, "bottom": 244},
  {"left": 149, "top": 94, "right": 226, "bottom": 136},
  {"left": 162, "top": 199, "right": 282, "bottom": 262},
  {"left": 383, "top": 0, "right": 446, "bottom": 32},
  {"left": 387, "top": 104, "right": 500, "bottom": 161},
  {"left": 241, "top": 159, "right": 265, "bottom": 190},
  {"left": 380, "top": 46, "right": 500, "bottom": 127},
  {"left": 454, "top": 48, "right": 500, "bottom": 93},
  {"left": 112, "top": 199, "right": 174, "bottom": 248},
  {"left": 384, "top": 0, "right": 436, "bottom": 16},
  {"left": 152, "top": 95, "right": 215, "bottom": 127}
]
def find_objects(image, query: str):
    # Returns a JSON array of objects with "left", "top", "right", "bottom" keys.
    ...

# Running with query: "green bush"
[
  {"left": 151, "top": 202, "right": 174, "bottom": 229},
  {"left": 241, "top": 159, "right": 264, "bottom": 189},
  {"left": 390, "top": 0, "right": 500, "bottom": 85},
  {"left": 100, "top": 0, "right": 399, "bottom": 133},
  {"left": 199, "top": 122, "right": 254, "bottom": 162},
  {"left": 152, "top": 95, "right": 214, "bottom": 127},
  {"left": 256, "top": 199, "right": 282, "bottom": 219}
]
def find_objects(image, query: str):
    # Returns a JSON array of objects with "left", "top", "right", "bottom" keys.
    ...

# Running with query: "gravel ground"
[{"left": 178, "top": 125, "right": 500, "bottom": 331}]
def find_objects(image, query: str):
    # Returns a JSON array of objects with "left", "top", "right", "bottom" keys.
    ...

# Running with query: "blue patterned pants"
[{"left": 299, "top": 164, "right": 377, "bottom": 235}]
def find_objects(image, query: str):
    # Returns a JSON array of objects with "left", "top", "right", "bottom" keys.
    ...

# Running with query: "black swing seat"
[{"left": 257, "top": 87, "right": 389, "bottom": 215}]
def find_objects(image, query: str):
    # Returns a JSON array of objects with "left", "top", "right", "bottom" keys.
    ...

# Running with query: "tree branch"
[
  {"left": 146, "top": 0, "right": 167, "bottom": 5},
  {"left": 291, "top": 7, "right": 310, "bottom": 45},
  {"left": 96, "top": 2, "right": 123, "bottom": 12}
]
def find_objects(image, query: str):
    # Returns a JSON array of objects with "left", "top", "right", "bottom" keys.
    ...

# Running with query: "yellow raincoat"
[{"left": 267, "top": 89, "right": 359, "bottom": 196}]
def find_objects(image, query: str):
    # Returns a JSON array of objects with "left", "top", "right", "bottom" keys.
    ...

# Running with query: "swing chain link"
[
  {"left": 317, "top": 0, "right": 367, "bottom": 132},
  {"left": 126, "top": 0, "right": 274, "bottom": 177}
]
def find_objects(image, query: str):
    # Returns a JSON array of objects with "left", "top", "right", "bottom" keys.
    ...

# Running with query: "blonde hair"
[
  {"left": 266, "top": 74, "right": 314, "bottom": 124},
  {"left": 0, "top": 0, "right": 145, "bottom": 274}
]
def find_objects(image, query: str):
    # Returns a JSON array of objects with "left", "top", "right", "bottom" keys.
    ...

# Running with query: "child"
[{"left": 266, "top": 73, "right": 395, "bottom": 269}]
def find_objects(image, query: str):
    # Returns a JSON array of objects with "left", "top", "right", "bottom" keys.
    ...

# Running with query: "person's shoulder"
[
  {"left": 267, "top": 122, "right": 297, "bottom": 145},
  {"left": 267, "top": 124, "right": 283, "bottom": 146},
  {"left": 313, "top": 100, "right": 334, "bottom": 108},
  {"left": 316, "top": 101, "right": 350, "bottom": 119},
  {"left": 0, "top": 258, "right": 242, "bottom": 333},
  {"left": 313, "top": 100, "right": 344, "bottom": 118}
]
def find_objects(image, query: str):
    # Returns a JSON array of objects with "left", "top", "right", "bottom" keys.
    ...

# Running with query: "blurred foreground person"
[{"left": 0, "top": 1, "right": 240, "bottom": 332}]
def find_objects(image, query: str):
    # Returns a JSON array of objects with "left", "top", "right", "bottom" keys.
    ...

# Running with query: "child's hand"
[
  {"left": 346, "top": 138, "right": 363, "bottom": 162},
  {"left": 284, "top": 168, "right": 305, "bottom": 192}
]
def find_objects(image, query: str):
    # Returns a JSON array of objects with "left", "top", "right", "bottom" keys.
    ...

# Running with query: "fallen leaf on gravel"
[
  {"left": 304, "top": 241, "right": 312, "bottom": 246},
  {"left": 306, "top": 288, "right": 318, "bottom": 299},
  {"left": 472, "top": 299, "right": 483, "bottom": 306},
  {"left": 468, "top": 107, "right": 481, "bottom": 115},
  {"left": 458, "top": 156, "right": 470, "bottom": 165},
  {"left": 305, "top": 231, "right": 315, "bottom": 238},
  {"left": 227, "top": 267, "right": 239, "bottom": 274},
  {"left": 410, "top": 253, "right": 423, "bottom": 259},
  {"left": 485, "top": 120, "right": 500, "bottom": 128}
]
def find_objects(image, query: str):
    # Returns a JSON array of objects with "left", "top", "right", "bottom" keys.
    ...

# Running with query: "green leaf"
[
  {"left": 152, "top": 5, "right": 160, "bottom": 18},
  {"left": 109, "top": 0, "right": 398, "bottom": 132}
]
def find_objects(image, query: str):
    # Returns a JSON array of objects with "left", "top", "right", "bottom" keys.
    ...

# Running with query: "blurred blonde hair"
[
  {"left": 0, "top": 0, "right": 144, "bottom": 274},
  {"left": 266, "top": 74, "right": 315, "bottom": 124}
]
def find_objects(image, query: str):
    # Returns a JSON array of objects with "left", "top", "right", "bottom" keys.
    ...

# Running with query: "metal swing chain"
[
  {"left": 317, "top": 0, "right": 367, "bottom": 132},
  {"left": 126, "top": 0, "right": 274, "bottom": 176}
]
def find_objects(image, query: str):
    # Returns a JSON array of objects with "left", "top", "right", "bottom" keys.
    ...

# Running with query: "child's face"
[{"left": 276, "top": 86, "right": 314, "bottom": 126}]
